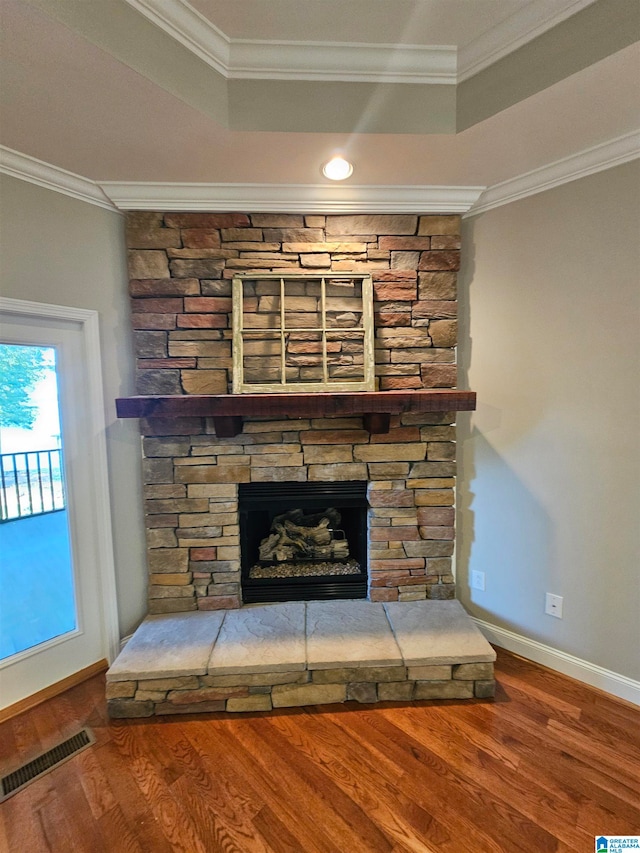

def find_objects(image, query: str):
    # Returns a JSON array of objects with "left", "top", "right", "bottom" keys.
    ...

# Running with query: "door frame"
[{"left": 0, "top": 297, "right": 120, "bottom": 671}]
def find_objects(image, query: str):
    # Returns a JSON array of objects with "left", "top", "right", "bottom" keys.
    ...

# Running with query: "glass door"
[
  {"left": 0, "top": 343, "right": 77, "bottom": 659},
  {"left": 0, "top": 301, "right": 119, "bottom": 713}
]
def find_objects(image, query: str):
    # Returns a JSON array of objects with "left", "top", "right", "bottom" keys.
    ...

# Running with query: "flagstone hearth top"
[
  {"left": 108, "top": 610, "right": 226, "bottom": 680},
  {"left": 114, "top": 390, "right": 476, "bottom": 436},
  {"left": 208, "top": 602, "right": 307, "bottom": 674},
  {"left": 306, "top": 600, "right": 404, "bottom": 669},
  {"left": 107, "top": 600, "right": 495, "bottom": 683}
]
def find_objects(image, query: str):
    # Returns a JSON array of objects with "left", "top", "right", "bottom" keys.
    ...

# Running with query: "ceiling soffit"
[{"left": 24, "top": 0, "right": 636, "bottom": 134}]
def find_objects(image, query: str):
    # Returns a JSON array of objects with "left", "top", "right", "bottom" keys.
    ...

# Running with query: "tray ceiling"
[{"left": 0, "top": 0, "right": 637, "bottom": 193}]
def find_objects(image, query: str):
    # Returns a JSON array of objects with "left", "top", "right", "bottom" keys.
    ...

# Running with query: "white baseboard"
[{"left": 473, "top": 618, "right": 640, "bottom": 707}]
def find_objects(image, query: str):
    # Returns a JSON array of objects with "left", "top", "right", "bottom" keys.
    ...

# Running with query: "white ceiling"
[
  {"left": 189, "top": 0, "right": 528, "bottom": 47},
  {"left": 0, "top": 0, "right": 638, "bottom": 204}
]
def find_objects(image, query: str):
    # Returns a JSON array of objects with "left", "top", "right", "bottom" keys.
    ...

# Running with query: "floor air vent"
[{"left": 1, "top": 728, "right": 95, "bottom": 801}]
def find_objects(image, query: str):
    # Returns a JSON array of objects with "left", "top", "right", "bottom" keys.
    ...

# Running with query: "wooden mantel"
[{"left": 115, "top": 390, "right": 476, "bottom": 436}]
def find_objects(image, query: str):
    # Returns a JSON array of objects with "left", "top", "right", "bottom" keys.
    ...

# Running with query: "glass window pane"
[{"left": 0, "top": 344, "right": 77, "bottom": 660}]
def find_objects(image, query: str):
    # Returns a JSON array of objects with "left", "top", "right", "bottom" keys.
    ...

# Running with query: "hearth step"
[{"left": 106, "top": 600, "right": 496, "bottom": 718}]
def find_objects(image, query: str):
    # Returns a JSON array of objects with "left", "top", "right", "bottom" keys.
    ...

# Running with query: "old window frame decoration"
[{"left": 232, "top": 272, "right": 375, "bottom": 394}]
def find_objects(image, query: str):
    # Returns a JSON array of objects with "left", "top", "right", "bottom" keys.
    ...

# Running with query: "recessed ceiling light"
[{"left": 322, "top": 156, "right": 354, "bottom": 181}]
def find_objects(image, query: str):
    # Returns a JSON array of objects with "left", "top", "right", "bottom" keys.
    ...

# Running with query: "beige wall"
[
  {"left": 0, "top": 175, "right": 147, "bottom": 638},
  {"left": 458, "top": 161, "right": 640, "bottom": 680}
]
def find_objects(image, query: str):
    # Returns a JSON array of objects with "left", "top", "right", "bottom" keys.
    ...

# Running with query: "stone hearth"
[{"left": 107, "top": 600, "right": 496, "bottom": 717}]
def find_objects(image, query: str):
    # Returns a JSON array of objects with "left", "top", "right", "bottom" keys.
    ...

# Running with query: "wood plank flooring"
[{"left": 0, "top": 647, "right": 638, "bottom": 853}]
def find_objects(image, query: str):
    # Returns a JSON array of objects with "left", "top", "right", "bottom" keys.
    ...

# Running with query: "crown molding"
[
  {"left": 0, "top": 142, "right": 482, "bottom": 214},
  {"left": 123, "top": 0, "right": 230, "bottom": 76},
  {"left": 458, "top": 0, "right": 598, "bottom": 81},
  {"left": 5, "top": 131, "right": 637, "bottom": 218},
  {"left": 124, "top": 0, "right": 455, "bottom": 84},
  {"left": 228, "top": 40, "right": 456, "bottom": 85},
  {"left": 124, "top": 0, "right": 586, "bottom": 86},
  {"left": 0, "top": 146, "right": 120, "bottom": 213},
  {"left": 125, "top": 0, "right": 595, "bottom": 85},
  {"left": 466, "top": 130, "right": 640, "bottom": 217},
  {"left": 97, "top": 182, "right": 484, "bottom": 214}
]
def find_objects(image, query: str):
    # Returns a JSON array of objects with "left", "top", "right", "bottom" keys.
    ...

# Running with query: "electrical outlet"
[
  {"left": 545, "top": 593, "right": 563, "bottom": 618},
  {"left": 471, "top": 570, "right": 485, "bottom": 591}
]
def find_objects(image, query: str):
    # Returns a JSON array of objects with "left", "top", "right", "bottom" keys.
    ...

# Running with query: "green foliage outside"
[{"left": 0, "top": 344, "right": 51, "bottom": 429}]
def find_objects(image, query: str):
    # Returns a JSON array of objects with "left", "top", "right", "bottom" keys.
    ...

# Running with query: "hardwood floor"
[{"left": 0, "top": 647, "right": 638, "bottom": 853}]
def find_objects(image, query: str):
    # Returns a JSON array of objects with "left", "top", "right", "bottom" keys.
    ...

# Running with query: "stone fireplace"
[
  {"left": 107, "top": 211, "right": 497, "bottom": 718},
  {"left": 120, "top": 212, "right": 467, "bottom": 615}
]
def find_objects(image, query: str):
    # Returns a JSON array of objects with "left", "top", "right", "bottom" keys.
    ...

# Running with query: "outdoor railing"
[{"left": 0, "top": 449, "right": 66, "bottom": 522}]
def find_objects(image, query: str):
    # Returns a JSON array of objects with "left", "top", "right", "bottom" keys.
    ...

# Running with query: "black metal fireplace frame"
[{"left": 238, "top": 481, "right": 368, "bottom": 603}]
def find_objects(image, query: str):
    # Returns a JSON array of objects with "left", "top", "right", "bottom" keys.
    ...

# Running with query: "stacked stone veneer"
[
  {"left": 126, "top": 212, "right": 461, "bottom": 613},
  {"left": 108, "top": 660, "right": 495, "bottom": 716}
]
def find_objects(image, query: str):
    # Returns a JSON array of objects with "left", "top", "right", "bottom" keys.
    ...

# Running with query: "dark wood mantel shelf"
[{"left": 115, "top": 390, "right": 476, "bottom": 436}]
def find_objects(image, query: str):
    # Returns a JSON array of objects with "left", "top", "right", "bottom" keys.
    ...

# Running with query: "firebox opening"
[{"left": 239, "top": 481, "right": 367, "bottom": 604}]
